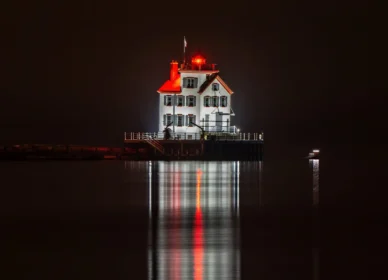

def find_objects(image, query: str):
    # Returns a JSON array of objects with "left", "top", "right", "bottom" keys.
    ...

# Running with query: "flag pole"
[{"left": 183, "top": 36, "right": 186, "bottom": 66}]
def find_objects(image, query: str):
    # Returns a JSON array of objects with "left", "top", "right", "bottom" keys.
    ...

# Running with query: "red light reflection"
[{"left": 194, "top": 168, "right": 203, "bottom": 280}]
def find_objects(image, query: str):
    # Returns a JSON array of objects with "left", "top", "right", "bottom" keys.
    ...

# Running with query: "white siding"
[{"left": 199, "top": 77, "right": 231, "bottom": 132}]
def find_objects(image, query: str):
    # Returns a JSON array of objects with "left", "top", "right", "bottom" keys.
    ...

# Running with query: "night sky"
[{"left": 1, "top": 1, "right": 369, "bottom": 159}]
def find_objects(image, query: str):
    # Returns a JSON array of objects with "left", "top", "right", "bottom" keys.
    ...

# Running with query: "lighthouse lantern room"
[{"left": 157, "top": 54, "right": 236, "bottom": 138}]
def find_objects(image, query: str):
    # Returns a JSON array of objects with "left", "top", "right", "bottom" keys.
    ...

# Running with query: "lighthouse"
[
  {"left": 157, "top": 54, "right": 235, "bottom": 138},
  {"left": 124, "top": 48, "right": 263, "bottom": 160}
]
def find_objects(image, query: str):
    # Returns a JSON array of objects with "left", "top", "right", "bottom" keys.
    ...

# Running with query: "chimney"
[{"left": 170, "top": 60, "right": 179, "bottom": 81}]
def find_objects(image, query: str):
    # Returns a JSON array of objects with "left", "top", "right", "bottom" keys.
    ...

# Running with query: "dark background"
[{"left": 1, "top": 2, "right": 383, "bottom": 279}]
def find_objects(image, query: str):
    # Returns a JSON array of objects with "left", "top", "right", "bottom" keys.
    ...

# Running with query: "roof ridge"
[{"left": 198, "top": 73, "right": 218, "bottom": 93}]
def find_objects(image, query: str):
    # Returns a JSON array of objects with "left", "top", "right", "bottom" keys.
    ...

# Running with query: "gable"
[{"left": 197, "top": 74, "right": 234, "bottom": 95}]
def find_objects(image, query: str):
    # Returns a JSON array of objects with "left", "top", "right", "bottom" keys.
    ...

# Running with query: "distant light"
[
  {"left": 313, "top": 149, "right": 320, "bottom": 153},
  {"left": 237, "top": 128, "right": 240, "bottom": 133}
]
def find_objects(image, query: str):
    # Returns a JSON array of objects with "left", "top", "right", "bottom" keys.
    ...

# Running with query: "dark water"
[{"left": 1, "top": 160, "right": 322, "bottom": 279}]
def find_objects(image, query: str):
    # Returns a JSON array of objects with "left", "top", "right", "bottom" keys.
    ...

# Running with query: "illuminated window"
[
  {"left": 187, "top": 95, "right": 196, "bottom": 107},
  {"left": 164, "top": 95, "right": 172, "bottom": 106},
  {"left": 177, "top": 114, "right": 184, "bottom": 127},
  {"left": 177, "top": 96, "right": 184, "bottom": 106},
  {"left": 163, "top": 114, "right": 172, "bottom": 125},
  {"left": 186, "top": 114, "right": 196, "bottom": 127},
  {"left": 212, "top": 96, "right": 219, "bottom": 107},
  {"left": 212, "top": 83, "right": 219, "bottom": 91},
  {"left": 220, "top": 96, "right": 227, "bottom": 107},
  {"left": 204, "top": 96, "right": 211, "bottom": 107},
  {"left": 183, "top": 78, "right": 198, "bottom": 88}
]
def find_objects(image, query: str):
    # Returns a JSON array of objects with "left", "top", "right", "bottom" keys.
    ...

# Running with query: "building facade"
[{"left": 157, "top": 55, "right": 235, "bottom": 136}]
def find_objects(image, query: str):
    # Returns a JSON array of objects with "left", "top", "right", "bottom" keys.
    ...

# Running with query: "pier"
[
  {"left": 123, "top": 131, "right": 264, "bottom": 161},
  {"left": 0, "top": 132, "right": 263, "bottom": 161},
  {"left": 0, "top": 144, "right": 132, "bottom": 160}
]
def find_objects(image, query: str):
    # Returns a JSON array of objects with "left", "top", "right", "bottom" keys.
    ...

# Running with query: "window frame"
[
  {"left": 163, "top": 114, "right": 172, "bottom": 126},
  {"left": 183, "top": 77, "right": 198, "bottom": 89},
  {"left": 166, "top": 114, "right": 172, "bottom": 125},
  {"left": 212, "top": 83, "right": 219, "bottom": 91},
  {"left": 186, "top": 114, "right": 196, "bottom": 127},
  {"left": 220, "top": 96, "right": 227, "bottom": 107},
  {"left": 212, "top": 96, "right": 219, "bottom": 107},
  {"left": 187, "top": 95, "right": 196, "bottom": 107},
  {"left": 164, "top": 95, "right": 172, "bottom": 106},
  {"left": 177, "top": 114, "right": 184, "bottom": 127},
  {"left": 204, "top": 96, "right": 211, "bottom": 107},
  {"left": 177, "top": 95, "right": 184, "bottom": 107}
]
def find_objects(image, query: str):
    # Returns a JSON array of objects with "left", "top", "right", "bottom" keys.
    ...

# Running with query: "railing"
[
  {"left": 144, "top": 137, "right": 164, "bottom": 154},
  {"left": 124, "top": 132, "right": 264, "bottom": 141},
  {"left": 201, "top": 125, "right": 238, "bottom": 133}
]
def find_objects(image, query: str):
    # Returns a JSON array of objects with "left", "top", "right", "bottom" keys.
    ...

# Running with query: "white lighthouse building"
[{"left": 157, "top": 54, "right": 236, "bottom": 138}]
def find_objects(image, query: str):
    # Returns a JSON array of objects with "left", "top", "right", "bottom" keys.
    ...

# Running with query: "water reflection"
[
  {"left": 309, "top": 159, "right": 319, "bottom": 280},
  {"left": 148, "top": 161, "right": 240, "bottom": 280},
  {"left": 310, "top": 159, "right": 319, "bottom": 206},
  {"left": 258, "top": 161, "right": 263, "bottom": 207}
]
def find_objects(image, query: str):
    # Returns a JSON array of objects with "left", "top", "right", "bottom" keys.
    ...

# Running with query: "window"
[
  {"left": 204, "top": 96, "right": 211, "bottom": 107},
  {"left": 163, "top": 114, "right": 173, "bottom": 126},
  {"left": 177, "top": 114, "right": 184, "bottom": 127},
  {"left": 164, "top": 95, "right": 172, "bottom": 106},
  {"left": 212, "top": 96, "right": 219, "bottom": 107},
  {"left": 212, "top": 83, "right": 219, "bottom": 91},
  {"left": 177, "top": 95, "right": 185, "bottom": 106},
  {"left": 186, "top": 114, "right": 196, "bottom": 127},
  {"left": 220, "top": 96, "right": 227, "bottom": 107},
  {"left": 183, "top": 77, "right": 198, "bottom": 88},
  {"left": 186, "top": 95, "right": 196, "bottom": 107}
]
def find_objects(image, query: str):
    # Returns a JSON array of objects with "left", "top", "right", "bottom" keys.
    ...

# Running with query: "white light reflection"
[
  {"left": 148, "top": 161, "right": 240, "bottom": 280},
  {"left": 148, "top": 161, "right": 152, "bottom": 218},
  {"left": 310, "top": 159, "right": 319, "bottom": 206},
  {"left": 310, "top": 159, "right": 319, "bottom": 280},
  {"left": 258, "top": 161, "right": 263, "bottom": 207}
]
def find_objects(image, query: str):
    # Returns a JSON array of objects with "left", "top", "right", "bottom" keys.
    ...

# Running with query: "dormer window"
[
  {"left": 212, "top": 83, "right": 219, "bottom": 91},
  {"left": 183, "top": 77, "right": 198, "bottom": 89}
]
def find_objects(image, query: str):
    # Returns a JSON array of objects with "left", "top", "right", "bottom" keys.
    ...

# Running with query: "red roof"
[{"left": 157, "top": 76, "right": 181, "bottom": 94}]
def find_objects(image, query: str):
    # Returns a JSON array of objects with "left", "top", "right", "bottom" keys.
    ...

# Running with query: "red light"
[{"left": 192, "top": 55, "right": 206, "bottom": 65}]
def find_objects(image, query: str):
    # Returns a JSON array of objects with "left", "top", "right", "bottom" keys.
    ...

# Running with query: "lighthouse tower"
[{"left": 157, "top": 54, "right": 235, "bottom": 138}]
